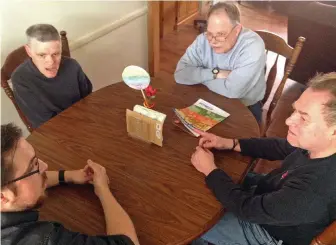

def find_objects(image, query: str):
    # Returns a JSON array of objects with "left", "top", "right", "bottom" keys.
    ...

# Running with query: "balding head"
[
  {"left": 207, "top": 2, "right": 240, "bottom": 26},
  {"left": 205, "top": 2, "right": 242, "bottom": 53}
]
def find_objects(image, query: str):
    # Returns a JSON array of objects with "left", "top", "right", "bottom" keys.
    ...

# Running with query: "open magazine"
[{"left": 173, "top": 99, "right": 230, "bottom": 137}]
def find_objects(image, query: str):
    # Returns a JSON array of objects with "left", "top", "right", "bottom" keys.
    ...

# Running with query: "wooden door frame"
[
  {"left": 147, "top": 1, "right": 161, "bottom": 77},
  {"left": 147, "top": 1, "right": 200, "bottom": 77}
]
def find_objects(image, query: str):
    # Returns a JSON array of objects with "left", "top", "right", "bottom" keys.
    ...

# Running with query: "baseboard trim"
[{"left": 70, "top": 6, "right": 147, "bottom": 51}]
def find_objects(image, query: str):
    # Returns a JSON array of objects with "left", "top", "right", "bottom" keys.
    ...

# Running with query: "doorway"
[{"left": 147, "top": 1, "right": 202, "bottom": 77}]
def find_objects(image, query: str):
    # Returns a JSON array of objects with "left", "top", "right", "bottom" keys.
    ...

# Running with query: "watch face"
[{"left": 212, "top": 68, "right": 219, "bottom": 74}]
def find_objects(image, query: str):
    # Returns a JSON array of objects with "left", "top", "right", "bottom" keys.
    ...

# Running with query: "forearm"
[
  {"left": 203, "top": 56, "right": 265, "bottom": 99},
  {"left": 46, "top": 170, "right": 75, "bottom": 188},
  {"left": 174, "top": 65, "right": 213, "bottom": 85},
  {"left": 203, "top": 76, "right": 247, "bottom": 99},
  {"left": 239, "top": 138, "right": 296, "bottom": 160},
  {"left": 98, "top": 188, "right": 139, "bottom": 245},
  {"left": 216, "top": 137, "right": 241, "bottom": 152}
]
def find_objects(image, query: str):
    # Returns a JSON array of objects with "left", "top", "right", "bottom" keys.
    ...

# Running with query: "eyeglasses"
[
  {"left": 2, "top": 159, "right": 40, "bottom": 187},
  {"left": 204, "top": 25, "right": 236, "bottom": 42}
]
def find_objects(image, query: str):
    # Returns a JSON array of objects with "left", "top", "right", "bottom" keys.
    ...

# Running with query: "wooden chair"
[
  {"left": 1, "top": 31, "right": 70, "bottom": 132},
  {"left": 256, "top": 30, "right": 305, "bottom": 135},
  {"left": 310, "top": 221, "right": 336, "bottom": 245}
]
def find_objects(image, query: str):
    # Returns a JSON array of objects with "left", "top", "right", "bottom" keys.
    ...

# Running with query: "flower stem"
[{"left": 141, "top": 89, "right": 149, "bottom": 105}]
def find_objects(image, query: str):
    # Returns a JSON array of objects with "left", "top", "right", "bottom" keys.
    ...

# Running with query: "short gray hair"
[
  {"left": 207, "top": 2, "right": 240, "bottom": 25},
  {"left": 308, "top": 72, "right": 336, "bottom": 126},
  {"left": 26, "top": 24, "right": 60, "bottom": 43}
]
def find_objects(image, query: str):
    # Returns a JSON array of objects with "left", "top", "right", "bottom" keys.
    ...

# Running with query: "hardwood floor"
[{"left": 160, "top": 3, "right": 287, "bottom": 75}]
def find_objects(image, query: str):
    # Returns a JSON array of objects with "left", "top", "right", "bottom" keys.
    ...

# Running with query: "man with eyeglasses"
[
  {"left": 1, "top": 123, "right": 139, "bottom": 245},
  {"left": 174, "top": 2, "right": 266, "bottom": 122}
]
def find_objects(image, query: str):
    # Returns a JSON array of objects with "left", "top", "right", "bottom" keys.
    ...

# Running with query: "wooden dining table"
[{"left": 27, "top": 72, "right": 260, "bottom": 245}]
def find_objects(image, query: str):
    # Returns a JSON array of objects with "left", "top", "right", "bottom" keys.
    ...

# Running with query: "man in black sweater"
[
  {"left": 1, "top": 123, "right": 139, "bottom": 245},
  {"left": 12, "top": 24, "right": 92, "bottom": 129},
  {"left": 191, "top": 73, "right": 336, "bottom": 245}
]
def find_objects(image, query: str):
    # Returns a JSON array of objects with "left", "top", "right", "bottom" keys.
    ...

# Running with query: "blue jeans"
[
  {"left": 192, "top": 173, "right": 282, "bottom": 245},
  {"left": 248, "top": 101, "right": 262, "bottom": 124},
  {"left": 192, "top": 213, "right": 282, "bottom": 245}
]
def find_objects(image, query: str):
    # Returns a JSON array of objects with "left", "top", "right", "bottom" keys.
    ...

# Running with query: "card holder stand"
[{"left": 126, "top": 109, "right": 164, "bottom": 147}]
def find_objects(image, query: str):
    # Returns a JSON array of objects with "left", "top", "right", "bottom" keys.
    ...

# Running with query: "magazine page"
[
  {"left": 174, "top": 99, "right": 230, "bottom": 135},
  {"left": 194, "top": 99, "right": 230, "bottom": 118}
]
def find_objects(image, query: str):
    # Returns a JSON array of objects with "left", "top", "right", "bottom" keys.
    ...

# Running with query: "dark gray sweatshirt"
[{"left": 12, "top": 57, "right": 92, "bottom": 128}]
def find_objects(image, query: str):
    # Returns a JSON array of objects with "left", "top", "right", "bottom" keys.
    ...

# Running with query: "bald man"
[{"left": 175, "top": 2, "right": 266, "bottom": 122}]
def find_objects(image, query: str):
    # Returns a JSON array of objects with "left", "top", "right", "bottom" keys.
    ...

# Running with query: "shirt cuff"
[
  {"left": 238, "top": 138, "right": 253, "bottom": 156},
  {"left": 201, "top": 68, "right": 214, "bottom": 82},
  {"left": 205, "top": 168, "right": 232, "bottom": 190}
]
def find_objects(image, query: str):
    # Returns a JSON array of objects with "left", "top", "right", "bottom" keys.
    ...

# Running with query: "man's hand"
[
  {"left": 216, "top": 70, "right": 231, "bottom": 79},
  {"left": 65, "top": 168, "right": 93, "bottom": 185},
  {"left": 197, "top": 130, "right": 233, "bottom": 150},
  {"left": 85, "top": 159, "right": 110, "bottom": 196},
  {"left": 191, "top": 146, "right": 217, "bottom": 176}
]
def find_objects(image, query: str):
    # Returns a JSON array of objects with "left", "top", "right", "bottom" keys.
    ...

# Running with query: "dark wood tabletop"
[{"left": 27, "top": 72, "right": 260, "bottom": 245}]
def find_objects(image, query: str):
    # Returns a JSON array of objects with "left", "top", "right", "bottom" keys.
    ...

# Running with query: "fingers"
[
  {"left": 199, "top": 137, "right": 207, "bottom": 146},
  {"left": 87, "top": 159, "right": 100, "bottom": 172},
  {"left": 195, "top": 146, "right": 206, "bottom": 152},
  {"left": 83, "top": 164, "right": 93, "bottom": 175},
  {"left": 191, "top": 152, "right": 198, "bottom": 165},
  {"left": 202, "top": 141, "right": 214, "bottom": 149},
  {"left": 195, "top": 146, "right": 213, "bottom": 156},
  {"left": 204, "top": 148, "right": 213, "bottom": 155},
  {"left": 199, "top": 136, "right": 213, "bottom": 148},
  {"left": 195, "top": 129, "right": 209, "bottom": 137}
]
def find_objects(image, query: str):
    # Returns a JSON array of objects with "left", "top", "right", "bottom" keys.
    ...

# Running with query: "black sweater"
[
  {"left": 1, "top": 210, "right": 134, "bottom": 245},
  {"left": 206, "top": 138, "right": 336, "bottom": 245},
  {"left": 12, "top": 57, "right": 92, "bottom": 129}
]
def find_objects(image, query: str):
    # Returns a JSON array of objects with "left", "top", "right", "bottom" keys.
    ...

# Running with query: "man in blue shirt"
[{"left": 175, "top": 2, "right": 266, "bottom": 122}]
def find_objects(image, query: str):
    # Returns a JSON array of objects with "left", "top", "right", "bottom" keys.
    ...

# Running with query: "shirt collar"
[
  {"left": 1, "top": 210, "right": 39, "bottom": 229},
  {"left": 27, "top": 57, "right": 65, "bottom": 80}
]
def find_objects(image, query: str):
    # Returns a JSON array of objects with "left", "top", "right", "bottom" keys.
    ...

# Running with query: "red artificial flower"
[{"left": 145, "top": 85, "right": 157, "bottom": 98}]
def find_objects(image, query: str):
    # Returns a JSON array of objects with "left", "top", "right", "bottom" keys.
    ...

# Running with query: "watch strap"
[{"left": 59, "top": 170, "right": 67, "bottom": 185}]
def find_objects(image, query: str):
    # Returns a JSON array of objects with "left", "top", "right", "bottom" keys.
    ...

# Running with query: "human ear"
[
  {"left": 24, "top": 44, "right": 33, "bottom": 58},
  {"left": 1, "top": 189, "right": 16, "bottom": 210}
]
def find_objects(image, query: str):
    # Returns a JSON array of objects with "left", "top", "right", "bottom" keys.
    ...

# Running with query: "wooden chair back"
[
  {"left": 256, "top": 30, "right": 305, "bottom": 134},
  {"left": 1, "top": 31, "right": 70, "bottom": 132},
  {"left": 310, "top": 221, "right": 336, "bottom": 245}
]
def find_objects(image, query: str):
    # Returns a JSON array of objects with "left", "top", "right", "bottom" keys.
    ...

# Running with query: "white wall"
[{"left": 0, "top": 0, "right": 148, "bottom": 137}]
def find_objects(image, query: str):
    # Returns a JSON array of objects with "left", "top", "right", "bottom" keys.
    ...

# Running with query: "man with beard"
[
  {"left": 12, "top": 24, "right": 92, "bottom": 129},
  {"left": 1, "top": 123, "right": 139, "bottom": 245}
]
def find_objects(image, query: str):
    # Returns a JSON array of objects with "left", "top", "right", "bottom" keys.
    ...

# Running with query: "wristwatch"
[
  {"left": 212, "top": 67, "right": 219, "bottom": 79},
  {"left": 58, "top": 170, "right": 67, "bottom": 185}
]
